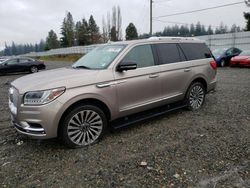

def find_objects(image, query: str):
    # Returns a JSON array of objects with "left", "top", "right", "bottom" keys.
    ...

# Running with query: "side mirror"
[{"left": 117, "top": 61, "right": 137, "bottom": 72}]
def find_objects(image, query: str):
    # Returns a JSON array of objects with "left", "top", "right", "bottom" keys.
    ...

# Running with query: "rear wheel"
[
  {"left": 30, "top": 66, "right": 38, "bottom": 73},
  {"left": 59, "top": 105, "right": 107, "bottom": 148},
  {"left": 186, "top": 82, "right": 206, "bottom": 111}
]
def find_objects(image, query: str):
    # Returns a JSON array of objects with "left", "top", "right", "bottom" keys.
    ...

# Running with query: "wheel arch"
[
  {"left": 57, "top": 98, "right": 112, "bottom": 136},
  {"left": 186, "top": 76, "right": 208, "bottom": 94}
]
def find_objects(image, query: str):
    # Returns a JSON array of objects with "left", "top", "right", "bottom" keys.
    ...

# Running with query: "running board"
[{"left": 111, "top": 102, "right": 187, "bottom": 129}]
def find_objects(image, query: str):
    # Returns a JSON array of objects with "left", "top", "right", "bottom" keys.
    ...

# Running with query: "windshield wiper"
[{"left": 73, "top": 65, "right": 91, "bottom": 69}]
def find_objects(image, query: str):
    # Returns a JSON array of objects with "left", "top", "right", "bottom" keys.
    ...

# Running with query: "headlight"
[{"left": 23, "top": 87, "right": 65, "bottom": 105}]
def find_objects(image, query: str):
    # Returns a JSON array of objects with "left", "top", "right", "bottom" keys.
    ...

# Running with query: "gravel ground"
[{"left": 0, "top": 61, "right": 249, "bottom": 188}]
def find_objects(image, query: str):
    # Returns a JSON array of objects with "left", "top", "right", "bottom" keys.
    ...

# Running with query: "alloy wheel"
[
  {"left": 67, "top": 110, "right": 103, "bottom": 146},
  {"left": 189, "top": 85, "right": 205, "bottom": 110}
]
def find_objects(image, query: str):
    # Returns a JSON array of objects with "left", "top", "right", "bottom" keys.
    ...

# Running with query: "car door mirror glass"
[{"left": 117, "top": 61, "right": 137, "bottom": 72}]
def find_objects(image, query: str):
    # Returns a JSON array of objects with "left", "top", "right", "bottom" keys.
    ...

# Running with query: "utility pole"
[{"left": 150, "top": 0, "right": 153, "bottom": 36}]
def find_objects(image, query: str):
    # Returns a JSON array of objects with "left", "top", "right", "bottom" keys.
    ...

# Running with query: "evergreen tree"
[
  {"left": 11, "top": 42, "right": 17, "bottom": 55},
  {"left": 195, "top": 22, "right": 202, "bottom": 36},
  {"left": 45, "top": 30, "right": 60, "bottom": 50},
  {"left": 39, "top": 40, "right": 46, "bottom": 52},
  {"left": 201, "top": 25, "right": 206, "bottom": 35},
  {"left": 75, "top": 19, "right": 89, "bottom": 45},
  {"left": 88, "top": 15, "right": 101, "bottom": 44},
  {"left": 190, "top": 24, "right": 195, "bottom": 36},
  {"left": 207, "top": 25, "right": 214, "bottom": 35},
  {"left": 244, "top": 12, "right": 250, "bottom": 31},
  {"left": 61, "top": 12, "right": 75, "bottom": 47},
  {"left": 4, "top": 43, "right": 11, "bottom": 56},
  {"left": 125, "top": 23, "right": 138, "bottom": 40},
  {"left": 110, "top": 26, "right": 117, "bottom": 41}
]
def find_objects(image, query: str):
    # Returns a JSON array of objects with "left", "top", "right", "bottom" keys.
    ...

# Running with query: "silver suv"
[{"left": 9, "top": 37, "right": 217, "bottom": 148}]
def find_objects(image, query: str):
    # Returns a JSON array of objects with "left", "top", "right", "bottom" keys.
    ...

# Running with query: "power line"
[{"left": 154, "top": 1, "right": 245, "bottom": 18}]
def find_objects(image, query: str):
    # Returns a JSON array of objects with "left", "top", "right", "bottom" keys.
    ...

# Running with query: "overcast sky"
[{"left": 0, "top": 0, "right": 249, "bottom": 49}]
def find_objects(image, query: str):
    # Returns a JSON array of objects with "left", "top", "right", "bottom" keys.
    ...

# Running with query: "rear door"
[
  {"left": 153, "top": 43, "right": 192, "bottom": 102},
  {"left": 19, "top": 58, "right": 31, "bottom": 71},
  {"left": 114, "top": 44, "right": 162, "bottom": 115},
  {"left": 4, "top": 59, "right": 19, "bottom": 73}
]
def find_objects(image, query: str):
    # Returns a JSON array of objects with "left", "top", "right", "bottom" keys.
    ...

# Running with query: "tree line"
[
  {"left": 46, "top": 6, "right": 124, "bottom": 50},
  {"left": 152, "top": 22, "right": 242, "bottom": 38},
  {"left": 1, "top": 40, "right": 45, "bottom": 56}
]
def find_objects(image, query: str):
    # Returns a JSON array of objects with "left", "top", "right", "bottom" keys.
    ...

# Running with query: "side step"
[{"left": 111, "top": 102, "right": 187, "bottom": 129}]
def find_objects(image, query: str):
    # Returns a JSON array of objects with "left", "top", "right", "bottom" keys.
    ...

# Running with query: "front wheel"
[
  {"left": 59, "top": 105, "right": 107, "bottom": 148},
  {"left": 30, "top": 66, "right": 38, "bottom": 73},
  {"left": 186, "top": 82, "right": 206, "bottom": 111}
]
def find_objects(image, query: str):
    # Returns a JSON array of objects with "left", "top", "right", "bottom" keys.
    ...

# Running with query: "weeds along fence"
[{"left": 22, "top": 31, "right": 250, "bottom": 57}]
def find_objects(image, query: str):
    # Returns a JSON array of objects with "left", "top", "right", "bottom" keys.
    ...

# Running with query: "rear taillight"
[{"left": 210, "top": 60, "right": 217, "bottom": 70}]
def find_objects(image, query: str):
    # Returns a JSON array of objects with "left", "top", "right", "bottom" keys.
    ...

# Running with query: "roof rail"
[{"left": 147, "top": 36, "right": 200, "bottom": 41}]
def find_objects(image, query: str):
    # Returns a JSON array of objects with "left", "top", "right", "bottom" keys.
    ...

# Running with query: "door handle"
[
  {"left": 184, "top": 69, "right": 191, "bottom": 72},
  {"left": 149, "top": 74, "right": 159, "bottom": 78}
]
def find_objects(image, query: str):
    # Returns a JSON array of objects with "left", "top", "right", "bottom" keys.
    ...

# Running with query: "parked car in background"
[
  {"left": 0, "top": 57, "right": 46, "bottom": 74},
  {"left": 230, "top": 50, "right": 250, "bottom": 67},
  {"left": 0, "top": 57, "right": 8, "bottom": 62},
  {"left": 212, "top": 47, "right": 242, "bottom": 67},
  {"left": 9, "top": 37, "right": 217, "bottom": 148}
]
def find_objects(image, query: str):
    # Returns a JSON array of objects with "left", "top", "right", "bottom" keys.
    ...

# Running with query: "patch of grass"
[{"left": 39, "top": 54, "right": 84, "bottom": 62}]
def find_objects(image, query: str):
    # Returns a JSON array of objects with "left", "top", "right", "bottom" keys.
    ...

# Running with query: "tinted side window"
[
  {"left": 233, "top": 48, "right": 241, "bottom": 54},
  {"left": 6, "top": 59, "right": 18, "bottom": 65},
  {"left": 155, "top": 43, "right": 183, "bottom": 64},
  {"left": 180, "top": 43, "right": 211, "bottom": 60},
  {"left": 20, "top": 59, "right": 28, "bottom": 63},
  {"left": 123, "top": 45, "right": 155, "bottom": 68}
]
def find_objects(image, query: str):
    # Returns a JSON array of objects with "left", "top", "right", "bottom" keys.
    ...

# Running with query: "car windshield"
[
  {"left": 72, "top": 44, "right": 126, "bottom": 69},
  {"left": 240, "top": 50, "right": 250, "bottom": 56},
  {"left": 212, "top": 48, "right": 227, "bottom": 57}
]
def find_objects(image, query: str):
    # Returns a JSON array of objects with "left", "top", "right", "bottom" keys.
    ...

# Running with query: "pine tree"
[
  {"left": 45, "top": 30, "right": 60, "bottom": 50},
  {"left": 195, "top": 22, "right": 202, "bottom": 36},
  {"left": 88, "top": 15, "right": 101, "bottom": 44},
  {"left": 11, "top": 42, "right": 17, "bottom": 55},
  {"left": 190, "top": 24, "right": 195, "bottom": 36},
  {"left": 111, "top": 26, "right": 117, "bottom": 41},
  {"left": 244, "top": 12, "right": 250, "bottom": 31},
  {"left": 207, "top": 25, "right": 214, "bottom": 35},
  {"left": 75, "top": 19, "right": 89, "bottom": 45},
  {"left": 125, "top": 23, "right": 138, "bottom": 40},
  {"left": 60, "top": 12, "right": 75, "bottom": 47}
]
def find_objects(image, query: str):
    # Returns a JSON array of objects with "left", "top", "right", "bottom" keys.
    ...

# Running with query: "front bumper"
[{"left": 9, "top": 90, "right": 63, "bottom": 139}]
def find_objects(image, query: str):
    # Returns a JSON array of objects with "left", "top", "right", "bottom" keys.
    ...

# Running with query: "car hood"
[
  {"left": 11, "top": 67, "right": 111, "bottom": 94},
  {"left": 231, "top": 56, "right": 249, "bottom": 60}
]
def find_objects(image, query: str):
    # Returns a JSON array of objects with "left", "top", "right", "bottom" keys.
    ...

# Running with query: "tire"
[
  {"left": 30, "top": 66, "right": 38, "bottom": 73},
  {"left": 59, "top": 105, "right": 107, "bottom": 148},
  {"left": 220, "top": 59, "right": 226, "bottom": 67},
  {"left": 186, "top": 82, "right": 206, "bottom": 111}
]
